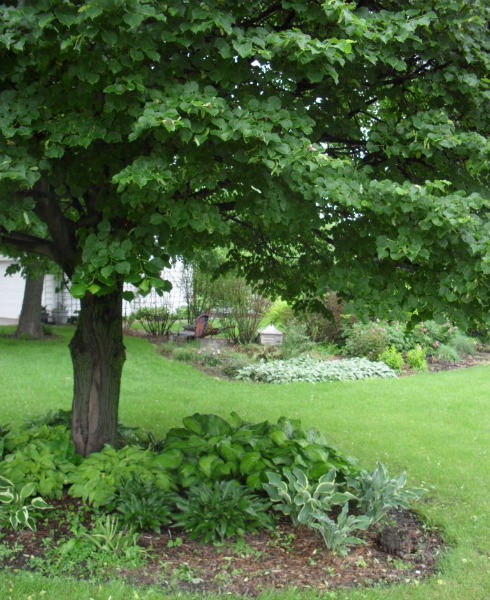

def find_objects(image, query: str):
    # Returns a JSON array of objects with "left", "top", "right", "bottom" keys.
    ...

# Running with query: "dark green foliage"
[
  {"left": 110, "top": 473, "right": 178, "bottom": 533},
  {"left": 0, "top": 412, "right": 425, "bottom": 548},
  {"left": 173, "top": 480, "right": 274, "bottom": 543},
  {"left": 162, "top": 413, "right": 360, "bottom": 491},
  {"left": 2, "top": 0, "right": 489, "bottom": 457},
  {"left": 299, "top": 294, "right": 349, "bottom": 345}
]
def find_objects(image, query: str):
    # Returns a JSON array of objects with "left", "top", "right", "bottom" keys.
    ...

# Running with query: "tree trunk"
[
  {"left": 15, "top": 275, "right": 44, "bottom": 339},
  {"left": 69, "top": 288, "right": 126, "bottom": 457}
]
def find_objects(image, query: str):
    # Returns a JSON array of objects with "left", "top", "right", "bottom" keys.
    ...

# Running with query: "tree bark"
[
  {"left": 15, "top": 275, "right": 44, "bottom": 339},
  {"left": 69, "top": 287, "right": 126, "bottom": 457}
]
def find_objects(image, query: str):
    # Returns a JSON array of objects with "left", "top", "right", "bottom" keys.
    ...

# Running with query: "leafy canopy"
[{"left": 0, "top": 0, "right": 489, "bottom": 324}]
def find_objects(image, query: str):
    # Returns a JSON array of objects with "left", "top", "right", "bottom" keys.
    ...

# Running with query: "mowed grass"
[{"left": 0, "top": 327, "right": 489, "bottom": 599}]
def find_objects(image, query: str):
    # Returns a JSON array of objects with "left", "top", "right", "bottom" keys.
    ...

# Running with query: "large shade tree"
[{"left": 0, "top": 0, "right": 489, "bottom": 455}]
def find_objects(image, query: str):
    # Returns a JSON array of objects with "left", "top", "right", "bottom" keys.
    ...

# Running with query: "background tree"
[
  {"left": 16, "top": 273, "right": 44, "bottom": 339},
  {"left": 4, "top": 256, "right": 49, "bottom": 339},
  {"left": 0, "top": 0, "right": 489, "bottom": 455}
]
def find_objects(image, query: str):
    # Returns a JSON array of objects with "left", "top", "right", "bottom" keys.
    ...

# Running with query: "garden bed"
[{"left": 0, "top": 499, "right": 444, "bottom": 596}]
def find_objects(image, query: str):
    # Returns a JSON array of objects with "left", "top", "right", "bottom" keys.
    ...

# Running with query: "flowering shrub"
[
  {"left": 343, "top": 322, "right": 389, "bottom": 360},
  {"left": 381, "top": 322, "right": 412, "bottom": 352},
  {"left": 410, "top": 320, "right": 458, "bottom": 352},
  {"left": 343, "top": 320, "right": 412, "bottom": 360}
]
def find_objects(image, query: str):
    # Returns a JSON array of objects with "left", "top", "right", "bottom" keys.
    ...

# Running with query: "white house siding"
[
  {"left": 0, "top": 256, "right": 26, "bottom": 320},
  {"left": 0, "top": 256, "right": 189, "bottom": 321}
]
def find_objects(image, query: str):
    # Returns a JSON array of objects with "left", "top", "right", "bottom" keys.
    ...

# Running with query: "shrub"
[
  {"left": 173, "top": 480, "right": 274, "bottom": 542},
  {"left": 264, "top": 299, "right": 295, "bottom": 328},
  {"left": 281, "top": 321, "right": 316, "bottom": 359},
  {"left": 378, "top": 346, "right": 405, "bottom": 372},
  {"left": 172, "top": 346, "right": 199, "bottom": 362},
  {"left": 434, "top": 343, "right": 460, "bottom": 363},
  {"left": 343, "top": 322, "right": 388, "bottom": 360},
  {"left": 299, "top": 294, "right": 349, "bottom": 345},
  {"left": 381, "top": 322, "right": 412, "bottom": 352},
  {"left": 213, "top": 277, "right": 271, "bottom": 345},
  {"left": 132, "top": 306, "right": 177, "bottom": 337},
  {"left": 220, "top": 354, "right": 255, "bottom": 378},
  {"left": 406, "top": 346, "right": 428, "bottom": 371},
  {"left": 410, "top": 320, "right": 458, "bottom": 351},
  {"left": 448, "top": 333, "right": 476, "bottom": 356}
]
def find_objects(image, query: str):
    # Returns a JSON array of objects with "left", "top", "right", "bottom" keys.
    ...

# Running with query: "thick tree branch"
[
  {"left": 33, "top": 186, "right": 79, "bottom": 275},
  {"left": 0, "top": 227, "right": 58, "bottom": 262}
]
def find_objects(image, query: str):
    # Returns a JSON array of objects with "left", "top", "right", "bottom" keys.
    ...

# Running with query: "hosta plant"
[
  {"left": 264, "top": 467, "right": 355, "bottom": 526},
  {"left": 347, "top": 462, "right": 427, "bottom": 524},
  {"left": 0, "top": 425, "right": 78, "bottom": 499},
  {"left": 310, "top": 503, "right": 372, "bottom": 556},
  {"left": 0, "top": 476, "right": 51, "bottom": 531},
  {"left": 67, "top": 445, "right": 178, "bottom": 508}
]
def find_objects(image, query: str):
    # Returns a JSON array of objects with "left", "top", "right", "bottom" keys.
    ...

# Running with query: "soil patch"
[{"left": 1, "top": 500, "right": 444, "bottom": 596}]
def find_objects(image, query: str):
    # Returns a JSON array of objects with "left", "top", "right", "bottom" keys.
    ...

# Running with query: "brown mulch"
[
  {"left": 1, "top": 499, "right": 445, "bottom": 597},
  {"left": 426, "top": 351, "right": 490, "bottom": 372}
]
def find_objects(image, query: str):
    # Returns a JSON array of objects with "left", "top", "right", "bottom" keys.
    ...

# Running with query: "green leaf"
[
  {"left": 69, "top": 283, "right": 88, "bottom": 298},
  {"left": 31, "top": 497, "right": 50, "bottom": 510},
  {"left": 153, "top": 449, "right": 183, "bottom": 470},
  {"left": 198, "top": 453, "right": 220, "bottom": 479},
  {"left": 239, "top": 452, "right": 264, "bottom": 476},
  {"left": 114, "top": 261, "right": 131, "bottom": 275},
  {"left": 19, "top": 483, "right": 36, "bottom": 501},
  {"left": 100, "top": 265, "right": 114, "bottom": 279}
]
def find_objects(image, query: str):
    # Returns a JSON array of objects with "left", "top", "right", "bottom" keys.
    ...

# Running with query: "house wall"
[
  {"left": 0, "top": 256, "right": 190, "bottom": 322},
  {"left": 0, "top": 256, "right": 26, "bottom": 320}
]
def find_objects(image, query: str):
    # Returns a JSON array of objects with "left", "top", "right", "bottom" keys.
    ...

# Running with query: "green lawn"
[{"left": 0, "top": 328, "right": 489, "bottom": 599}]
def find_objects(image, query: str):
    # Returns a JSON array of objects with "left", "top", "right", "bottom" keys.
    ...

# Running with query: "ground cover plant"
[
  {"left": 1, "top": 330, "right": 490, "bottom": 599},
  {"left": 234, "top": 356, "right": 397, "bottom": 384}
]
